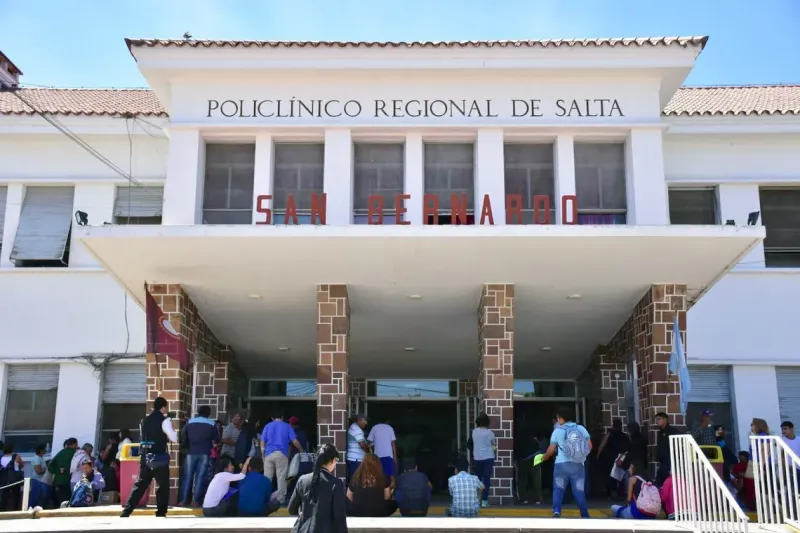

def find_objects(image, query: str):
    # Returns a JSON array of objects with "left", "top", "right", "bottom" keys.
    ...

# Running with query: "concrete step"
[{"left": 0, "top": 515, "right": 693, "bottom": 533}]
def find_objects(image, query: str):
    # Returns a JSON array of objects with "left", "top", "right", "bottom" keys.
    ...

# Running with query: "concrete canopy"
[{"left": 78, "top": 224, "right": 763, "bottom": 380}]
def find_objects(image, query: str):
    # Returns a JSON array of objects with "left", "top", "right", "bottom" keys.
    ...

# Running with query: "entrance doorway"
[
  {"left": 366, "top": 400, "right": 458, "bottom": 494},
  {"left": 249, "top": 399, "right": 318, "bottom": 450}
]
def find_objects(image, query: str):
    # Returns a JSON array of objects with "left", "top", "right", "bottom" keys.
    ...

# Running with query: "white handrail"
[
  {"left": 670, "top": 435, "right": 749, "bottom": 533},
  {"left": 749, "top": 435, "right": 800, "bottom": 530}
]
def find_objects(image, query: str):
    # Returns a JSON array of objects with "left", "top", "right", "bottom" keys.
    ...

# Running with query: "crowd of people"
[{"left": 2, "top": 395, "right": 798, "bottom": 526}]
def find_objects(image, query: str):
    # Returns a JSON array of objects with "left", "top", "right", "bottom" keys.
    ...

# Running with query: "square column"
[
  {"left": 477, "top": 283, "right": 514, "bottom": 505},
  {"left": 404, "top": 133, "right": 424, "bottom": 225},
  {"left": 317, "top": 284, "right": 350, "bottom": 478},
  {"left": 0, "top": 184, "right": 23, "bottom": 267},
  {"left": 252, "top": 133, "right": 274, "bottom": 224},
  {"left": 163, "top": 128, "right": 205, "bottom": 225},
  {"left": 323, "top": 130, "right": 353, "bottom": 225},
  {"left": 475, "top": 129, "right": 506, "bottom": 225},
  {"left": 624, "top": 128, "right": 669, "bottom": 225},
  {"left": 554, "top": 134, "right": 576, "bottom": 224}
]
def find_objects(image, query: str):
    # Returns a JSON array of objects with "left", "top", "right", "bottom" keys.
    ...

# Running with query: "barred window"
[
  {"left": 273, "top": 144, "right": 325, "bottom": 224},
  {"left": 203, "top": 144, "right": 255, "bottom": 224},
  {"left": 424, "top": 143, "right": 475, "bottom": 224},
  {"left": 504, "top": 144, "right": 555, "bottom": 224},
  {"left": 353, "top": 144, "right": 404, "bottom": 224},
  {"left": 574, "top": 143, "right": 627, "bottom": 225}
]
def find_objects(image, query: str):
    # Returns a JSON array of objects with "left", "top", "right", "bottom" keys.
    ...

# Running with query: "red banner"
[{"left": 145, "top": 285, "right": 188, "bottom": 369}]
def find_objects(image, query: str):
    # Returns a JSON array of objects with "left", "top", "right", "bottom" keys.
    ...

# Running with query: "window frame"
[
  {"left": 423, "top": 142, "right": 476, "bottom": 216},
  {"left": 760, "top": 187, "right": 800, "bottom": 268},
  {"left": 353, "top": 143, "right": 405, "bottom": 222},
  {"left": 3, "top": 388, "right": 58, "bottom": 453},
  {"left": 202, "top": 143, "right": 256, "bottom": 225},
  {"left": 574, "top": 142, "right": 627, "bottom": 225},
  {"left": 668, "top": 187, "right": 719, "bottom": 225},
  {"left": 503, "top": 143, "right": 556, "bottom": 224},
  {"left": 272, "top": 143, "right": 325, "bottom": 225}
]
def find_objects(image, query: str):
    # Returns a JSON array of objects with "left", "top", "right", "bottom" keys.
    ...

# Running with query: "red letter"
[
  {"left": 395, "top": 194, "right": 410, "bottom": 225},
  {"left": 367, "top": 195, "right": 384, "bottom": 224},
  {"left": 506, "top": 194, "right": 523, "bottom": 224},
  {"left": 480, "top": 194, "right": 494, "bottom": 225},
  {"left": 451, "top": 194, "right": 468, "bottom": 225},
  {"left": 561, "top": 195, "right": 578, "bottom": 225},
  {"left": 256, "top": 194, "right": 272, "bottom": 224},
  {"left": 533, "top": 195, "right": 551, "bottom": 224},
  {"left": 423, "top": 194, "right": 439, "bottom": 225},
  {"left": 311, "top": 193, "right": 327, "bottom": 225},
  {"left": 283, "top": 195, "right": 298, "bottom": 225}
]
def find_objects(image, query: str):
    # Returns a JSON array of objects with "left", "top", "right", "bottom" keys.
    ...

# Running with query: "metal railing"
[
  {"left": 670, "top": 435, "right": 749, "bottom": 533},
  {"left": 750, "top": 435, "right": 800, "bottom": 530}
]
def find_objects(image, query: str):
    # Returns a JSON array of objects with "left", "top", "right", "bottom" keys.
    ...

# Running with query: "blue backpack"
[
  {"left": 558, "top": 423, "right": 590, "bottom": 463},
  {"left": 68, "top": 477, "right": 95, "bottom": 507}
]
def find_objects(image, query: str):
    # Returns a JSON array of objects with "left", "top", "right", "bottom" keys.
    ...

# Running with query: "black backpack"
[{"left": 0, "top": 454, "right": 22, "bottom": 488}]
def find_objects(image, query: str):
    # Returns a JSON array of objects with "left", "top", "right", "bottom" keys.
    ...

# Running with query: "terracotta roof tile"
[
  {"left": 1, "top": 85, "right": 798, "bottom": 118},
  {"left": 664, "top": 85, "right": 800, "bottom": 116},
  {"left": 125, "top": 36, "right": 708, "bottom": 51},
  {"left": 0, "top": 88, "right": 166, "bottom": 117}
]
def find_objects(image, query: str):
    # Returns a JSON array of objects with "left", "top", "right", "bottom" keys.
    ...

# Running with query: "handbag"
[
  {"left": 145, "top": 452, "right": 170, "bottom": 470},
  {"left": 610, "top": 453, "right": 627, "bottom": 481}
]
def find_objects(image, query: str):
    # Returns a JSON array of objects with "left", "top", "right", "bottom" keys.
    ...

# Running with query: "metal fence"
[
  {"left": 670, "top": 434, "right": 749, "bottom": 533},
  {"left": 750, "top": 434, "right": 800, "bottom": 530}
]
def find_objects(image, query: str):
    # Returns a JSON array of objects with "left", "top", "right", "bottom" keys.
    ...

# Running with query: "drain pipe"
[{"left": 191, "top": 360, "right": 198, "bottom": 417}]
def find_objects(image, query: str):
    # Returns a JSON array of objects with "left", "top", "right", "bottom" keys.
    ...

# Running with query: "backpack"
[
  {"left": 633, "top": 476, "right": 662, "bottom": 516},
  {"left": 68, "top": 476, "right": 95, "bottom": 507},
  {"left": 0, "top": 454, "right": 22, "bottom": 487},
  {"left": 559, "top": 423, "right": 590, "bottom": 463}
]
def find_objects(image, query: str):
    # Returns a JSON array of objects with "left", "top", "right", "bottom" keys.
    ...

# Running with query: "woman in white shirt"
[
  {"left": 202, "top": 456, "right": 250, "bottom": 517},
  {"left": 470, "top": 412, "right": 496, "bottom": 508},
  {"left": 116, "top": 429, "right": 133, "bottom": 460}
]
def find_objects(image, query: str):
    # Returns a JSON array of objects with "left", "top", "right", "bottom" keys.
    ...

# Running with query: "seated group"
[{"left": 202, "top": 454, "right": 483, "bottom": 518}]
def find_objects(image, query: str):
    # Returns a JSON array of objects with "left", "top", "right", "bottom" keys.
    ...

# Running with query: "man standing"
[
  {"left": 781, "top": 421, "right": 800, "bottom": 458},
  {"left": 368, "top": 417, "right": 397, "bottom": 484},
  {"left": 260, "top": 413, "right": 304, "bottom": 503},
  {"left": 655, "top": 411, "right": 681, "bottom": 486},
  {"left": 180, "top": 405, "right": 217, "bottom": 507},
  {"left": 347, "top": 414, "right": 370, "bottom": 480},
  {"left": 540, "top": 406, "right": 591, "bottom": 518},
  {"left": 49, "top": 438, "right": 78, "bottom": 505},
  {"left": 221, "top": 413, "right": 243, "bottom": 460},
  {"left": 120, "top": 396, "right": 178, "bottom": 518},
  {"left": 692, "top": 409, "right": 716, "bottom": 445}
]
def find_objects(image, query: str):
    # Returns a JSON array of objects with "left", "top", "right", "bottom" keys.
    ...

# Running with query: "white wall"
[
  {"left": 52, "top": 363, "right": 102, "bottom": 450},
  {"left": 731, "top": 365, "right": 782, "bottom": 450},
  {"left": 689, "top": 271, "right": 800, "bottom": 365},
  {"left": 0, "top": 271, "right": 145, "bottom": 358}
]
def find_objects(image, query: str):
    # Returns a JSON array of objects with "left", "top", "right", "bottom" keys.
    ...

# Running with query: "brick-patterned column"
[
  {"left": 317, "top": 284, "right": 350, "bottom": 478},
  {"left": 458, "top": 378, "right": 479, "bottom": 398},
  {"left": 477, "top": 283, "right": 514, "bottom": 505},
  {"left": 145, "top": 353, "right": 190, "bottom": 504},
  {"left": 596, "top": 284, "right": 687, "bottom": 475}
]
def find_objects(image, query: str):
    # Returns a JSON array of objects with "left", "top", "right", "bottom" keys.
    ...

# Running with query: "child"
[{"left": 731, "top": 451, "right": 756, "bottom": 510}]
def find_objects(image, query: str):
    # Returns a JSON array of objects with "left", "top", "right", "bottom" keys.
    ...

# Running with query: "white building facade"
[{"left": 0, "top": 36, "right": 798, "bottom": 503}]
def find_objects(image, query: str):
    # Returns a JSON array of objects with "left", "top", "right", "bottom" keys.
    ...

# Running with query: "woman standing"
[
  {"left": 288, "top": 444, "right": 347, "bottom": 533},
  {"left": 469, "top": 413, "right": 495, "bottom": 508}
]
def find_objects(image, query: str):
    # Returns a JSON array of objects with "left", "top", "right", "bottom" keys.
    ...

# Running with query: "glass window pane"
[
  {"left": 274, "top": 144, "right": 325, "bottom": 212},
  {"left": 669, "top": 189, "right": 717, "bottom": 225},
  {"left": 354, "top": 144, "right": 404, "bottom": 211},
  {"left": 202, "top": 210, "right": 252, "bottom": 224},
  {"left": 760, "top": 189, "right": 800, "bottom": 254},
  {"left": 368, "top": 380, "right": 456, "bottom": 398},
  {"left": 102, "top": 403, "right": 146, "bottom": 435},
  {"left": 203, "top": 144, "right": 255, "bottom": 223},
  {"left": 5, "top": 390, "right": 57, "bottom": 432},
  {"left": 575, "top": 143, "right": 626, "bottom": 211},
  {"left": 424, "top": 144, "right": 474, "bottom": 211}
]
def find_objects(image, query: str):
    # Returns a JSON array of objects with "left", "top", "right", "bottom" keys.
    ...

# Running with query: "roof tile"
[
  {"left": 125, "top": 36, "right": 708, "bottom": 51},
  {"left": 663, "top": 85, "right": 800, "bottom": 116}
]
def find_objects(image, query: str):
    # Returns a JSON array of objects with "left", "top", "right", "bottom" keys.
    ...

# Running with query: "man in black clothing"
[
  {"left": 655, "top": 412, "right": 681, "bottom": 487},
  {"left": 120, "top": 397, "right": 178, "bottom": 517}
]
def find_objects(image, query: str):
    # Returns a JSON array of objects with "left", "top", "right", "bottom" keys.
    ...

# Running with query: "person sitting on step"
[{"left": 346, "top": 454, "right": 397, "bottom": 517}]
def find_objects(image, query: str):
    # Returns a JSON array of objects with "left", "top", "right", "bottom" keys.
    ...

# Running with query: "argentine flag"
[{"left": 669, "top": 316, "right": 692, "bottom": 415}]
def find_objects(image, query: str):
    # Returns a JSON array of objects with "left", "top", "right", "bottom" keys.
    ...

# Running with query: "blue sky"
[{"left": 1, "top": 0, "right": 798, "bottom": 88}]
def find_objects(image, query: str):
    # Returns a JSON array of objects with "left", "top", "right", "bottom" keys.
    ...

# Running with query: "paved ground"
[{"left": 0, "top": 515, "right": 689, "bottom": 533}]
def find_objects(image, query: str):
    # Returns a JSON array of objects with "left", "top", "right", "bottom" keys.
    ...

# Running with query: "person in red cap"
[{"left": 288, "top": 416, "right": 308, "bottom": 460}]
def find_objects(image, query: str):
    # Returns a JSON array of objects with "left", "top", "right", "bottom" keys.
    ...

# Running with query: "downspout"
[{"left": 191, "top": 360, "right": 198, "bottom": 417}]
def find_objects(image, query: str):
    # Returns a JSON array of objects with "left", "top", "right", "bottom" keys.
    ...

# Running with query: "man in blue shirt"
[
  {"left": 237, "top": 457, "right": 281, "bottom": 517},
  {"left": 540, "top": 406, "right": 592, "bottom": 518},
  {"left": 180, "top": 405, "right": 218, "bottom": 506},
  {"left": 260, "top": 413, "right": 304, "bottom": 503}
]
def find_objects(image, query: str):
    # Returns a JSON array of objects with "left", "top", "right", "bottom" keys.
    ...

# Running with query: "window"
[
  {"left": 250, "top": 380, "right": 317, "bottom": 398},
  {"left": 203, "top": 144, "right": 255, "bottom": 224},
  {"left": 574, "top": 143, "right": 627, "bottom": 225},
  {"left": 11, "top": 186, "right": 74, "bottom": 267},
  {"left": 114, "top": 186, "right": 163, "bottom": 225},
  {"left": 273, "top": 144, "right": 325, "bottom": 224},
  {"left": 424, "top": 143, "right": 475, "bottom": 224},
  {"left": 504, "top": 144, "right": 555, "bottom": 224},
  {"left": 669, "top": 189, "right": 717, "bottom": 225},
  {"left": 760, "top": 189, "right": 800, "bottom": 268},
  {"left": 3, "top": 365, "right": 59, "bottom": 453},
  {"left": 686, "top": 366, "right": 734, "bottom": 449},
  {"left": 0, "top": 186, "right": 7, "bottom": 253},
  {"left": 366, "top": 380, "right": 458, "bottom": 398},
  {"left": 101, "top": 364, "right": 146, "bottom": 443},
  {"left": 353, "top": 143, "right": 405, "bottom": 224},
  {"left": 513, "top": 380, "right": 576, "bottom": 398}
]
